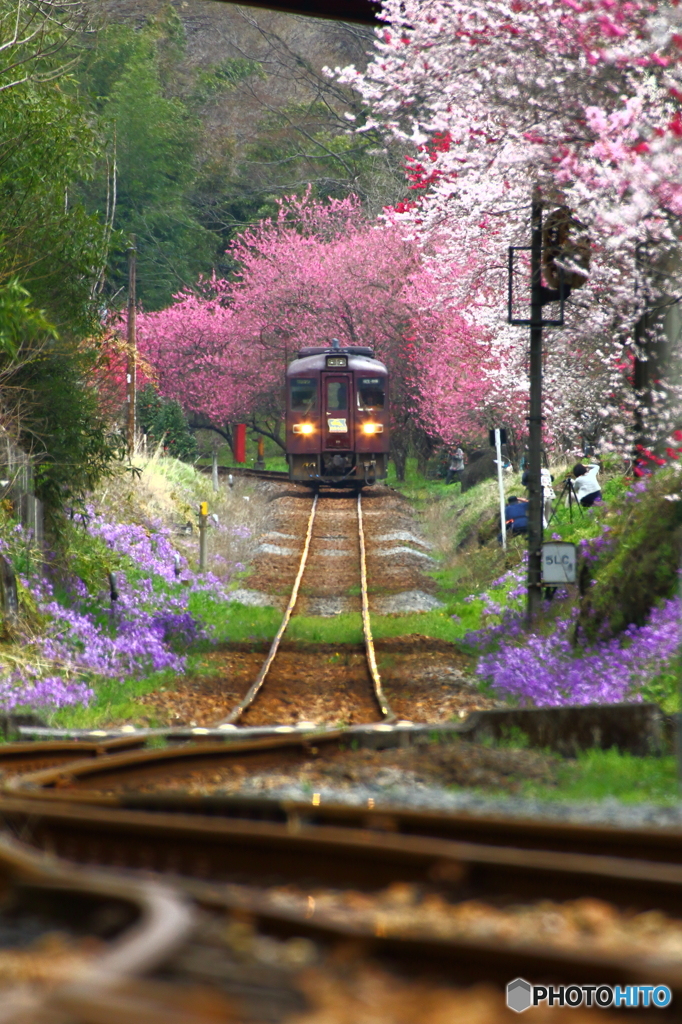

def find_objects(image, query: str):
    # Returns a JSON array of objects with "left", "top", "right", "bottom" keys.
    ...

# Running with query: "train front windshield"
[
  {"left": 357, "top": 377, "right": 385, "bottom": 411},
  {"left": 326, "top": 380, "right": 348, "bottom": 411},
  {"left": 291, "top": 378, "right": 317, "bottom": 413}
]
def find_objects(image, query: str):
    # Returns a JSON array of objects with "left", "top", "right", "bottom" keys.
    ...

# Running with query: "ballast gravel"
[
  {"left": 221, "top": 778, "right": 682, "bottom": 831},
  {"left": 225, "top": 589, "right": 280, "bottom": 608},
  {"left": 375, "top": 531, "right": 433, "bottom": 548},
  {"left": 374, "top": 589, "right": 445, "bottom": 614},
  {"left": 373, "top": 545, "right": 436, "bottom": 561}
]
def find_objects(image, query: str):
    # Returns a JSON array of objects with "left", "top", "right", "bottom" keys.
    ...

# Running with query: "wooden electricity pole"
[{"left": 126, "top": 237, "right": 137, "bottom": 456}]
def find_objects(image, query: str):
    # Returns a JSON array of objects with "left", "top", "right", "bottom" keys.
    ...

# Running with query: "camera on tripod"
[{"left": 547, "top": 475, "right": 583, "bottom": 526}]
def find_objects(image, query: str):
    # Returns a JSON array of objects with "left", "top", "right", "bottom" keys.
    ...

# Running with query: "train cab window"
[
  {"left": 290, "top": 379, "right": 317, "bottom": 413},
  {"left": 357, "top": 378, "right": 385, "bottom": 411},
  {"left": 326, "top": 380, "right": 348, "bottom": 411}
]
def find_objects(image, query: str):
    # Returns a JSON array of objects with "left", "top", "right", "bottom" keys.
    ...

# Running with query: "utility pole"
[
  {"left": 527, "top": 194, "right": 544, "bottom": 621},
  {"left": 126, "top": 237, "right": 137, "bottom": 456},
  {"left": 212, "top": 446, "right": 219, "bottom": 492}
]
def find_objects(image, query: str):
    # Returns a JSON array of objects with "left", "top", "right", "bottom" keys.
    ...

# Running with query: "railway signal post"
[{"left": 508, "top": 194, "right": 586, "bottom": 620}]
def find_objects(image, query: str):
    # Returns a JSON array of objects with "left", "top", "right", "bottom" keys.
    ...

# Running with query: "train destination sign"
[
  {"left": 328, "top": 418, "right": 347, "bottom": 432},
  {"left": 541, "top": 542, "right": 577, "bottom": 584}
]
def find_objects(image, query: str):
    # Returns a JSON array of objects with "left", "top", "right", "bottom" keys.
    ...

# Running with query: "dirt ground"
[
  {"left": 87, "top": 737, "right": 560, "bottom": 798},
  {"left": 137, "top": 636, "right": 500, "bottom": 729}
]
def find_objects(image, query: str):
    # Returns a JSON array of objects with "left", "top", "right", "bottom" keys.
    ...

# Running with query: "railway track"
[
  {"left": 0, "top": 736, "right": 147, "bottom": 779},
  {"left": 5, "top": 733, "right": 682, "bottom": 864},
  {"left": 4, "top": 738, "right": 682, "bottom": 1017},
  {"left": 3, "top": 469, "right": 678, "bottom": 1015},
  {"left": 199, "top": 464, "right": 289, "bottom": 482},
  {"left": 219, "top": 487, "right": 393, "bottom": 727},
  {"left": 0, "top": 831, "right": 192, "bottom": 1024},
  {"left": 0, "top": 792, "right": 681, "bottom": 1017}
]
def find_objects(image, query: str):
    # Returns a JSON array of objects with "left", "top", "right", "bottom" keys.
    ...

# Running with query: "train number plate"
[{"left": 327, "top": 418, "right": 347, "bottom": 433}]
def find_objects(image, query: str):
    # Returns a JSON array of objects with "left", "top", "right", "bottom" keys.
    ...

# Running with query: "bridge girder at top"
[{"left": 207, "top": 0, "right": 380, "bottom": 25}]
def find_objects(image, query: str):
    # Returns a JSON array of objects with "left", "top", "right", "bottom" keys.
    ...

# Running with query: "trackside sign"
[{"left": 541, "top": 541, "right": 576, "bottom": 584}]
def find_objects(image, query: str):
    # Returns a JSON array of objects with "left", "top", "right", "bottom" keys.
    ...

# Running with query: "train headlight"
[
  {"left": 293, "top": 422, "right": 315, "bottom": 435},
  {"left": 361, "top": 422, "right": 383, "bottom": 435}
]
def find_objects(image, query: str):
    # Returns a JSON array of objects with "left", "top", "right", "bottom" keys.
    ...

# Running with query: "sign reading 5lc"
[{"left": 541, "top": 542, "right": 576, "bottom": 584}]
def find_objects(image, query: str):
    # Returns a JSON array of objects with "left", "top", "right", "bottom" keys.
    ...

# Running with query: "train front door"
[{"left": 322, "top": 374, "right": 351, "bottom": 450}]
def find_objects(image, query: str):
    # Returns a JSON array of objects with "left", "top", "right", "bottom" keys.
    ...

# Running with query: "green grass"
[
  {"left": 49, "top": 667, "right": 180, "bottom": 729},
  {"left": 188, "top": 593, "right": 483, "bottom": 646},
  {"left": 189, "top": 592, "right": 282, "bottom": 642},
  {"left": 518, "top": 748, "right": 678, "bottom": 804},
  {"left": 48, "top": 645, "right": 234, "bottom": 729}
]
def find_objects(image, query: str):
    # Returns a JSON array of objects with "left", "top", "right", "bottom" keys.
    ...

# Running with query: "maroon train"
[{"left": 285, "top": 341, "right": 389, "bottom": 486}]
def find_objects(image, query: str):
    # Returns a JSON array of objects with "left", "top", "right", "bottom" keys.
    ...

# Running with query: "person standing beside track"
[
  {"left": 446, "top": 446, "right": 465, "bottom": 487},
  {"left": 541, "top": 467, "right": 556, "bottom": 525}
]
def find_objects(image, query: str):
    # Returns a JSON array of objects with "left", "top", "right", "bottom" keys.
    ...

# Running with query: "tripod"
[{"left": 546, "top": 476, "right": 583, "bottom": 527}]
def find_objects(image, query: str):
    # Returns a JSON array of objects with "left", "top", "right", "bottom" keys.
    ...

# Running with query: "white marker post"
[{"left": 495, "top": 428, "right": 507, "bottom": 551}]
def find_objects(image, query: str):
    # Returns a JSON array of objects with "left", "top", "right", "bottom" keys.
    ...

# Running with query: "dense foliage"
[
  {"left": 137, "top": 385, "right": 197, "bottom": 462},
  {"left": 0, "top": 2, "right": 124, "bottom": 513},
  {"left": 136, "top": 192, "right": 482, "bottom": 467},
  {"left": 75, "top": 10, "right": 252, "bottom": 309}
]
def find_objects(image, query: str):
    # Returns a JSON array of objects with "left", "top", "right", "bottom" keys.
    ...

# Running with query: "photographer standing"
[
  {"left": 571, "top": 463, "right": 601, "bottom": 507},
  {"left": 446, "top": 446, "right": 465, "bottom": 487},
  {"left": 541, "top": 467, "right": 556, "bottom": 525}
]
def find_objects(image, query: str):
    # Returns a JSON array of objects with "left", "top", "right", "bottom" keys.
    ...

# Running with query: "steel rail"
[
  {"left": 7, "top": 793, "right": 682, "bottom": 905},
  {"left": 0, "top": 831, "right": 194, "bottom": 1024},
  {"left": 4, "top": 730, "right": 347, "bottom": 794},
  {"left": 357, "top": 491, "right": 393, "bottom": 720},
  {"left": 9, "top": 751, "right": 682, "bottom": 867},
  {"left": 198, "top": 464, "right": 289, "bottom": 482},
  {"left": 4, "top": 795, "right": 682, "bottom": 1006},
  {"left": 0, "top": 736, "right": 146, "bottom": 776},
  {"left": 218, "top": 492, "right": 319, "bottom": 725}
]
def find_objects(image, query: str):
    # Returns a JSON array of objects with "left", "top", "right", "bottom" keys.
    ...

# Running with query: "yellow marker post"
[{"left": 198, "top": 503, "right": 208, "bottom": 571}]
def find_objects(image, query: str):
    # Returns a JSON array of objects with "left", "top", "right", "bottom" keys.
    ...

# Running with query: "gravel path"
[{"left": 224, "top": 777, "right": 682, "bottom": 830}]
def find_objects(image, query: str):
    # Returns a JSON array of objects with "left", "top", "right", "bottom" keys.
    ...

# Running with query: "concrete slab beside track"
[{"left": 13, "top": 702, "right": 667, "bottom": 756}]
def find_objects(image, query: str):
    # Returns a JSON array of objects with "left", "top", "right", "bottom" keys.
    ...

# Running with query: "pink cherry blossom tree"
[
  {"left": 331, "top": 0, "right": 682, "bottom": 453},
  {"left": 137, "top": 191, "right": 495, "bottom": 473}
]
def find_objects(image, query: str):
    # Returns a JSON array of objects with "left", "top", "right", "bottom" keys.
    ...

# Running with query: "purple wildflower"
[{"left": 470, "top": 599, "right": 681, "bottom": 707}]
